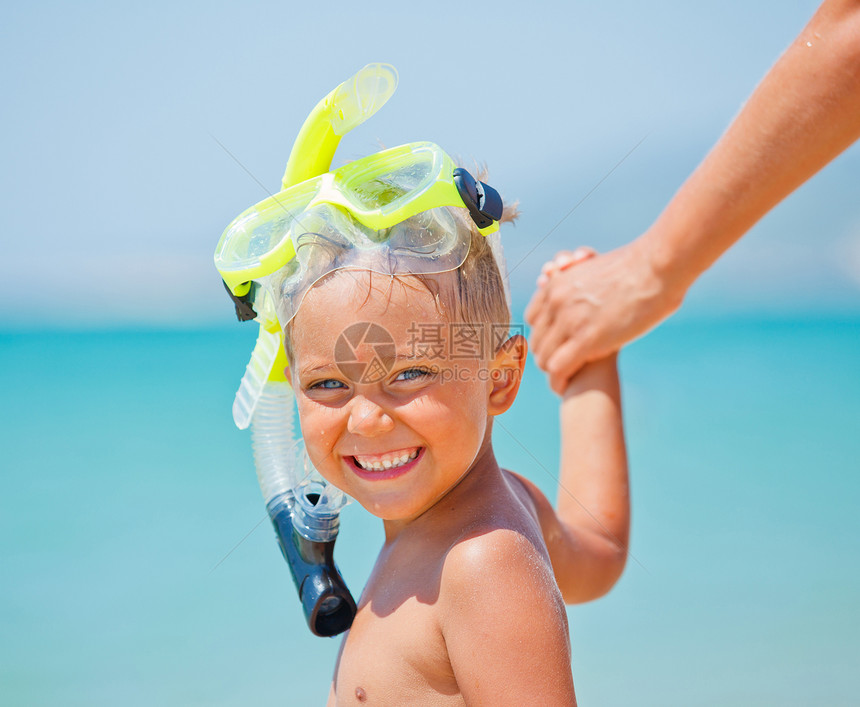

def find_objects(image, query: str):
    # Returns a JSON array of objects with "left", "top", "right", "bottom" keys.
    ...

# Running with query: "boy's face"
[{"left": 289, "top": 270, "right": 499, "bottom": 522}]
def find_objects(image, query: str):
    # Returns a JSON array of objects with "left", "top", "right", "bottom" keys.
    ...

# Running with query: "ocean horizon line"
[{"left": 1, "top": 305, "right": 859, "bottom": 336}]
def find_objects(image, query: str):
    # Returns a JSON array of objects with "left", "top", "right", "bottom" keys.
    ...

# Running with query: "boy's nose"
[{"left": 347, "top": 396, "right": 395, "bottom": 436}]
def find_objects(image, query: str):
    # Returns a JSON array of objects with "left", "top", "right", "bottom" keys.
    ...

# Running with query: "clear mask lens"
[
  {"left": 344, "top": 157, "right": 434, "bottom": 213},
  {"left": 256, "top": 204, "right": 472, "bottom": 325}
]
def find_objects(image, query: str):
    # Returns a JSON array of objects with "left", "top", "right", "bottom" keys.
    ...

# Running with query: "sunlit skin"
[{"left": 288, "top": 268, "right": 629, "bottom": 706}]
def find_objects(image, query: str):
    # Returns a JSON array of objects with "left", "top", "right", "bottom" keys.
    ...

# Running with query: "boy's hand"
[
  {"left": 535, "top": 246, "right": 597, "bottom": 288},
  {"left": 533, "top": 246, "right": 601, "bottom": 394}
]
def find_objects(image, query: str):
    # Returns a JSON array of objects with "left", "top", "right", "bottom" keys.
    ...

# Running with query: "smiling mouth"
[{"left": 351, "top": 447, "right": 421, "bottom": 472}]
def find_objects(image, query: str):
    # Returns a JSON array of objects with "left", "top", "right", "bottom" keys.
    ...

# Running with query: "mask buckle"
[{"left": 453, "top": 168, "right": 503, "bottom": 230}]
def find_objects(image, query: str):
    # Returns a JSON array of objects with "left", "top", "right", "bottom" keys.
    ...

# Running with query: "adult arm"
[{"left": 526, "top": 0, "right": 860, "bottom": 392}]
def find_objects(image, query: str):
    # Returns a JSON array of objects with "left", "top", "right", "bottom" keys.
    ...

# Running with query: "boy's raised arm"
[{"left": 517, "top": 354, "right": 630, "bottom": 603}]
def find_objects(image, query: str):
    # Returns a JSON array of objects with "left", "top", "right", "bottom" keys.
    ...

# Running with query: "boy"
[
  {"left": 214, "top": 66, "right": 629, "bottom": 704},
  {"left": 284, "top": 222, "right": 629, "bottom": 704}
]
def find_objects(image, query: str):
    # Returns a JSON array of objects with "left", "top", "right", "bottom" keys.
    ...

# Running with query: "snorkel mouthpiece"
[
  {"left": 251, "top": 382, "right": 356, "bottom": 636},
  {"left": 267, "top": 493, "right": 357, "bottom": 637}
]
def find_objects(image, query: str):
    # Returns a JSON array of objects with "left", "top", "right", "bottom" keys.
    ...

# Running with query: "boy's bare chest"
[{"left": 332, "top": 557, "right": 461, "bottom": 705}]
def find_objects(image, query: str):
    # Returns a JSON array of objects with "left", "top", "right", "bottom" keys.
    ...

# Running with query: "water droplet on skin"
[{"left": 806, "top": 41, "right": 813, "bottom": 47}]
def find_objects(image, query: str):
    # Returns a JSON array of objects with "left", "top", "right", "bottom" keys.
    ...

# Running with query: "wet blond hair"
[{"left": 436, "top": 203, "right": 518, "bottom": 338}]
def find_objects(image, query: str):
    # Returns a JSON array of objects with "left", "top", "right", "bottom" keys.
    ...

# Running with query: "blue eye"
[
  {"left": 310, "top": 379, "right": 346, "bottom": 390},
  {"left": 396, "top": 367, "right": 432, "bottom": 382}
]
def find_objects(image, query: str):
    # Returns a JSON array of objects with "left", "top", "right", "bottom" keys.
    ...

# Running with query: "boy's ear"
[{"left": 487, "top": 335, "right": 527, "bottom": 416}]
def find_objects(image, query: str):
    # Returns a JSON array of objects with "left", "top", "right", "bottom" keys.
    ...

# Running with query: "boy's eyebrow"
[
  {"left": 298, "top": 351, "right": 431, "bottom": 377},
  {"left": 299, "top": 362, "right": 338, "bottom": 376}
]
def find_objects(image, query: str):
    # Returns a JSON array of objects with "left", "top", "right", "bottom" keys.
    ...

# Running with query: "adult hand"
[{"left": 525, "top": 238, "right": 684, "bottom": 393}]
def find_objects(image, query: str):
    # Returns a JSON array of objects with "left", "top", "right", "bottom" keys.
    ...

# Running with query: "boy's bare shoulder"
[
  {"left": 439, "top": 517, "right": 561, "bottom": 618},
  {"left": 433, "top": 503, "right": 577, "bottom": 705},
  {"left": 437, "top": 467, "right": 556, "bottom": 598},
  {"left": 436, "top": 542, "right": 575, "bottom": 703}
]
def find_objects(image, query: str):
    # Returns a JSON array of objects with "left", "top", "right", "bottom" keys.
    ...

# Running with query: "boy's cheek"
[
  {"left": 300, "top": 419, "right": 331, "bottom": 456},
  {"left": 302, "top": 439, "right": 340, "bottom": 486},
  {"left": 300, "top": 416, "right": 342, "bottom": 474}
]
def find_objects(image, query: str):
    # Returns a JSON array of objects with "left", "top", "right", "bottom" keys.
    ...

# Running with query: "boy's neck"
[{"left": 382, "top": 427, "right": 503, "bottom": 542}]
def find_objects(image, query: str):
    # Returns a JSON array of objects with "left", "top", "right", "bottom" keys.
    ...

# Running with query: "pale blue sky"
[{"left": 1, "top": 0, "right": 857, "bottom": 327}]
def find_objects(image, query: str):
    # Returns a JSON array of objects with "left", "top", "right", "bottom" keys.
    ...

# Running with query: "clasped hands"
[{"left": 525, "top": 239, "right": 683, "bottom": 393}]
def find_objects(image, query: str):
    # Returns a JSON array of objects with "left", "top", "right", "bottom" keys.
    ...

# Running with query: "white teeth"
[{"left": 353, "top": 448, "right": 419, "bottom": 472}]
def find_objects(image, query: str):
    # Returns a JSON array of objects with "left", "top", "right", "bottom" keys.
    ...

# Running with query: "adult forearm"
[{"left": 643, "top": 0, "right": 860, "bottom": 294}]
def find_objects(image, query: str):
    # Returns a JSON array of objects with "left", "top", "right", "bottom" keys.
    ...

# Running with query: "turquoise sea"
[{"left": 2, "top": 314, "right": 859, "bottom": 706}]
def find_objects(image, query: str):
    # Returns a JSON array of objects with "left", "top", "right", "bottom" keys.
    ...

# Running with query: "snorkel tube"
[{"left": 228, "top": 64, "right": 398, "bottom": 636}]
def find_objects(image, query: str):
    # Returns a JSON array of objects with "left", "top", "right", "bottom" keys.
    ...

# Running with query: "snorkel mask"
[{"left": 214, "top": 64, "right": 505, "bottom": 637}]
